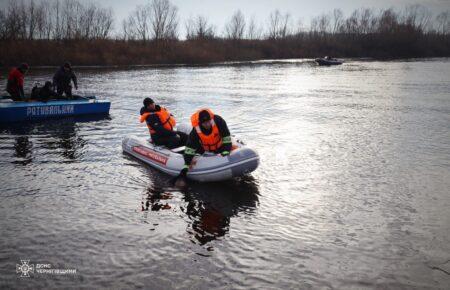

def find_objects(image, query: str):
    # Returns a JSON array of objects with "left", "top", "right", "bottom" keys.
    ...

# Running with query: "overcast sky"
[
  {"left": 1, "top": 0, "right": 448, "bottom": 36},
  {"left": 93, "top": 0, "right": 449, "bottom": 35}
]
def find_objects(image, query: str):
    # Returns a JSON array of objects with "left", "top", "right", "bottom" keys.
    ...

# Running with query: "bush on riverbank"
[{"left": 1, "top": 33, "right": 449, "bottom": 67}]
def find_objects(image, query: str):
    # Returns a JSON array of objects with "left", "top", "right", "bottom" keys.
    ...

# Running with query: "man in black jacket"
[
  {"left": 53, "top": 62, "right": 77, "bottom": 98},
  {"left": 140, "top": 98, "right": 187, "bottom": 149},
  {"left": 177, "top": 109, "right": 232, "bottom": 181}
]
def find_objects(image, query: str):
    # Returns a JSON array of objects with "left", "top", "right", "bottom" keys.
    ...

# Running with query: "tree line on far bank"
[{"left": 0, "top": 0, "right": 449, "bottom": 66}]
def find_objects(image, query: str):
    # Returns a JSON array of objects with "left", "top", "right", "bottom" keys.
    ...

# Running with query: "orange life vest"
[
  {"left": 191, "top": 109, "right": 223, "bottom": 152},
  {"left": 140, "top": 107, "right": 176, "bottom": 134}
]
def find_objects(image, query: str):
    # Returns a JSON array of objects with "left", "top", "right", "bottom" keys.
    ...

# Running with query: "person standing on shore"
[
  {"left": 6, "top": 63, "right": 29, "bottom": 101},
  {"left": 53, "top": 62, "right": 78, "bottom": 99}
]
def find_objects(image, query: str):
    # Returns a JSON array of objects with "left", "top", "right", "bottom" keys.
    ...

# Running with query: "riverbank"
[{"left": 1, "top": 35, "right": 449, "bottom": 67}]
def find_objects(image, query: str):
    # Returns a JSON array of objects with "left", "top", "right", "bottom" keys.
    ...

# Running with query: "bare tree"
[
  {"left": 0, "top": 0, "right": 112, "bottom": 40},
  {"left": 0, "top": 9, "right": 7, "bottom": 39},
  {"left": 121, "top": 0, "right": 178, "bottom": 41},
  {"left": 96, "top": 7, "right": 114, "bottom": 39},
  {"left": 38, "top": 0, "right": 53, "bottom": 39},
  {"left": 359, "top": 8, "right": 375, "bottom": 34},
  {"left": 294, "top": 18, "right": 306, "bottom": 36},
  {"left": 310, "top": 17, "right": 319, "bottom": 34},
  {"left": 80, "top": 3, "right": 96, "bottom": 39},
  {"left": 186, "top": 15, "right": 215, "bottom": 40},
  {"left": 133, "top": 5, "right": 151, "bottom": 41},
  {"left": 340, "top": 8, "right": 375, "bottom": 35},
  {"left": 4, "top": 0, "right": 24, "bottom": 40},
  {"left": 149, "top": 0, "right": 179, "bottom": 40},
  {"left": 121, "top": 3, "right": 151, "bottom": 41},
  {"left": 435, "top": 11, "right": 450, "bottom": 35},
  {"left": 60, "top": 0, "right": 78, "bottom": 39},
  {"left": 225, "top": 10, "right": 246, "bottom": 40},
  {"left": 342, "top": 10, "right": 359, "bottom": 34},
  {"left": 268, "top": 10, "right": 281, "bottom": 39},
  {"left": 34, "top": 1, "right": 46, "bottom": 39},
  {"left": 26, "top": 0, "right": 37, "bottom": 39},
  {"left": 267, "top": 10, "right": 291, "bottom": 39},
  {"left": 402, "top": 4, "right": 431, "bottom": 32},
  {"left": 16, "top": 0, "right": 28, "bottom": 39},
  {"left": 377, "top": 8, "right": 399, "bottom": 34},
  {"left": 318, "top": 13, "right": 331, "bottom": 34},
  {"left": 185, "top": 16, "right": 195, "bottom": 40},
  {"left": 246, "top": 16, "right": 262, "bottom": 39},
  {"left": 122, "top": 17, "right": 137, "bottom": 40},
  {"left": 52, "top": 0, "right": 62, "bottom": 40},
  {"left": 246, "top": 16, "right": 256, "bottom": 39},
  {"left": 331, "top": 9, "right": 344, "bottom": 34}
]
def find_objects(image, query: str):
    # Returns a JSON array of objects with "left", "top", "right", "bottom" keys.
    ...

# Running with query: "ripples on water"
[{"left": 1, "top": 59, "right": 449, "bottom": 289}]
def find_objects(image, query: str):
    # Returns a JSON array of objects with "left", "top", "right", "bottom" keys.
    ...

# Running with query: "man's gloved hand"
[
  {"left": 221, "top": 151, "right": 230, "bottom": 157},
  {"left": 75, "top": 85, "right": 78, "bottom": 90}
]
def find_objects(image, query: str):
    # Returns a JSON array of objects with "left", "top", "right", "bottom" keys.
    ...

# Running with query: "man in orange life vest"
[
  {"left": 178, "top": 109, "right": 232, "bottom": 179},
  {"left": 6, "top": 63, "right": 29, "bottom": 101},
  {"left": 140, "top": 97, "right": 187, "bottom": 149}
]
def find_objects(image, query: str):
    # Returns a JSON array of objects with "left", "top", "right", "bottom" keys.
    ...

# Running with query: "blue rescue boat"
[{"left": 0, "top": 96, "right": 110, "bottom": 123}]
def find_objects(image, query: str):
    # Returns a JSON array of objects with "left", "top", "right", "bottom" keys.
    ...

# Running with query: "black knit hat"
[
  {"left": 19, "top": 63, "right": 29, "bottom": 70},
  {"left": 199, "top": 110, "right": 211, "bottom": 123},
  {"left": 143, "top": 97, "right": 154, "bottom": 107}
]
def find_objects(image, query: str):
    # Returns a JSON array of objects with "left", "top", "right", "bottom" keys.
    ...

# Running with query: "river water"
[{"left": 1, "top": 59, "right": 449, "bottom": 289}]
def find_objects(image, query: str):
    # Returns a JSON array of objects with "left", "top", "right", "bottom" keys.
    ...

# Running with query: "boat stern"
[{"left": 229, "top": 147, "right": 260, "bottom": 177}]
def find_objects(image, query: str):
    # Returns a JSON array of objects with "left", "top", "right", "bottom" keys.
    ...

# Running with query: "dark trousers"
[
  {"left": 7, "top": 88, "right": 23, "bottom": 101},
  {"left": 176, "top": 131, "right": 188, "bottom": 147},
  {"left": 196, "top": 144, "right": 228, "bottom": 155},
  {"left": 153, "top": 131, "right": 188, "bottom": 149},
  {"left": 56, "top": 85, "right": 72, "bottom": 98}
]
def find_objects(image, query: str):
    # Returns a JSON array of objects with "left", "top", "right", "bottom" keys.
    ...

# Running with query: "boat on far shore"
[
  {"left": 315, "top": 57, "right": 343, "bottom": 66},
  {"left": 0, "top": 96, "right": 110, "bottom": 123}
]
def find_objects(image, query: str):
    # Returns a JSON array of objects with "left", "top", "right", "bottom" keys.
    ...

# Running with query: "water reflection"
[
  {"left": 1, "top": 115, "right": 110, "bottom": 163},
  {"left": 13, "top": 136, "right": 33, "bottom": 165},
  {"left": 40, "top": 123, "right": 87, "bottom": 160},
  {"left": 142, "top": 176, "right": 259, "bottom": 245},
  {"left": 142, "top": 187, "right": 173, "bottom": 211}
]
